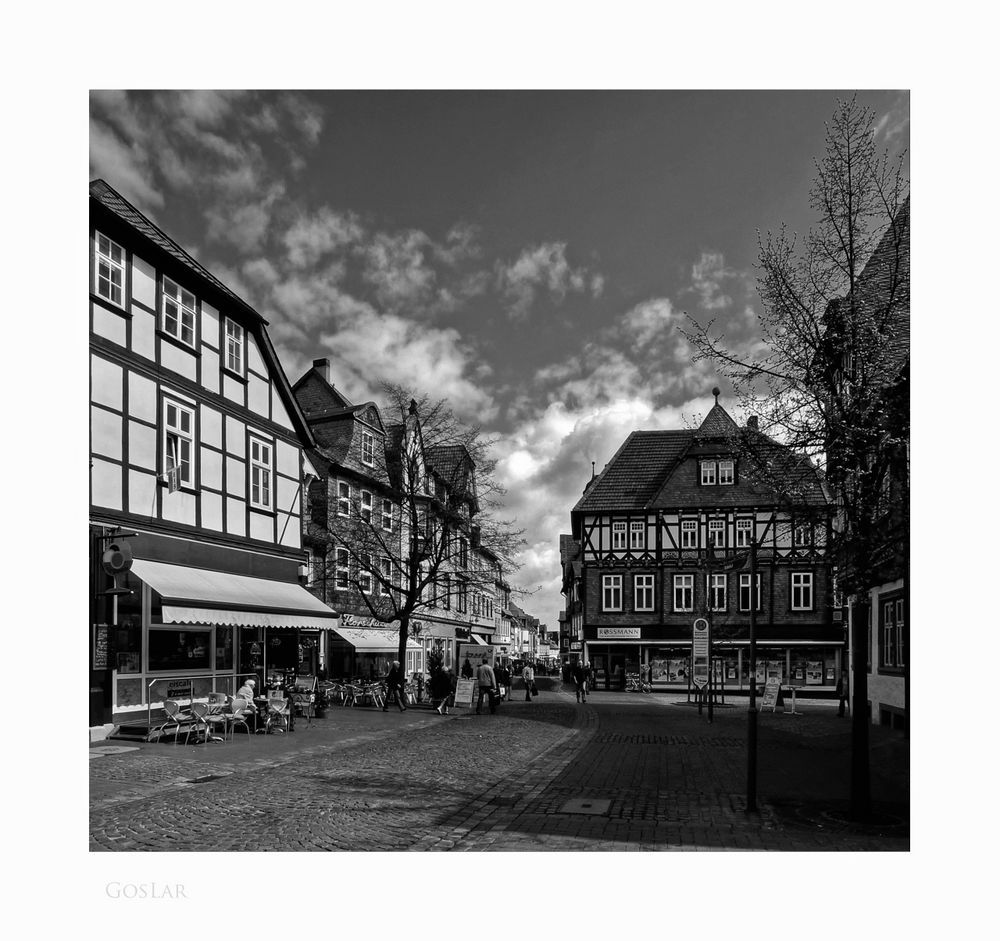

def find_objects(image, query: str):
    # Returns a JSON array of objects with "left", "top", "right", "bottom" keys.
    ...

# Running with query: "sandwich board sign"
[
  {"left": 761, "top": 676, "right": 781, "bottom": 712},
  {"left": 453, "top": 677, "right": 476, "bottom": 709},
  {"left": 692, "top": 618, "right": 710, "bottom": 689}
]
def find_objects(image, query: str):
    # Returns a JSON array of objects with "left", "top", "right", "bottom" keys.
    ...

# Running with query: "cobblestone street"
[{"left": 90, "top": 681, "right": 908, "bottom": 851}]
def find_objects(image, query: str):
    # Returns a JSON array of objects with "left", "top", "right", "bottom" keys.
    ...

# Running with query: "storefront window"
[
  {"left": 148, "top": 628, "right": 212, "bottom": 672},
  {"left": 215, "top": 627, "right": 233, "bottom": 671},
  {"left": 114, "top": 571, "right": 143, "bottom": 674}
]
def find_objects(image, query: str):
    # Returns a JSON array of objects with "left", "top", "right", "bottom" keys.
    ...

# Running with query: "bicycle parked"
[{"left": 625, "top": 672, "right": 652, "bottom": 693}]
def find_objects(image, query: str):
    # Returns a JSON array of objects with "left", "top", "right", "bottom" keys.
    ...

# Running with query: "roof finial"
[{"left": 712, "top": 386, "right": 721, "bottom": 405}]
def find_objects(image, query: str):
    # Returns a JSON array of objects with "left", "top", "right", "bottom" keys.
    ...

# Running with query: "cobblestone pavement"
[{"left": 90, "top": 683, "right": 908, "bottom": 851}]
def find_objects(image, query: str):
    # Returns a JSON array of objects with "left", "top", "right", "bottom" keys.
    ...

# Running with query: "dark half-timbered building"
[{"left": 569, "top": 397, "right": 839, "bottom": 692}]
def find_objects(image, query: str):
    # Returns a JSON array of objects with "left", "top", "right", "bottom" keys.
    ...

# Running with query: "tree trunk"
[
  {"left": 850, "top": 595, "right": 872, "bottom": 820},
  {"left": 397, "top": 611, "right": 409, "bottom": 669}
]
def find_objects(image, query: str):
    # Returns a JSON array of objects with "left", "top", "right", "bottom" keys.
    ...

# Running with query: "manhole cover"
[
  {"left": 89, "top": 746, "right": 139, "bottom": 758},
  {"left": 559, "top": 798, "right": 612, "bottom": 815}
]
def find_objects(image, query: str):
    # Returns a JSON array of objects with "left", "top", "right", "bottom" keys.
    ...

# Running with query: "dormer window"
[
  {"left": 361, "top": 432, "right": 374, "bottom": 466},
  {"left": 718, "top": 460, "right": 734, "bottom": 485},
  {"left": 700, "top": 461, "right": 716, "bottom": 485}
]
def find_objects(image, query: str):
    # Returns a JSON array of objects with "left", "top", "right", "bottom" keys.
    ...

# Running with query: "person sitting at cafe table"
[{"left": 236, "top": 677, "right": 258, "bottom": 711}]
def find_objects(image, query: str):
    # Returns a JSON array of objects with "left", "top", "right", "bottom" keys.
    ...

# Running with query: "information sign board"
[
  {"left": 453, "top": 678, "right": 475, "bottom": 709},
  {"left": 692, "top": 618, "right": 710, "bottom": 689},
  {"left": 93, "top": 624, "right": 109, "bottom": 670},
  {"left": 761, "top": 676, "right": 781, "bottom": 711}
]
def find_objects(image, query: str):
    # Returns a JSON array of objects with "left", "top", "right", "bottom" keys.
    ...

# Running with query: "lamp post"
[{"left": 746, "top": 536, "right": 759, "bottom": 814}]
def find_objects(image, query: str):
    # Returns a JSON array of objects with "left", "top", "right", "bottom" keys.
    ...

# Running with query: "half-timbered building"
[
  {"left": 569, "top": 397, "right": 839, "bottom": 692},
  {"left": 89, "top": 180, "right": 339, "bottom": 737}
]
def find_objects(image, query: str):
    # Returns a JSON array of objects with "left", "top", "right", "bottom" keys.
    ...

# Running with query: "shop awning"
[
  {"left": 131, "top": 559, "right": 340, "bottom": 630},
  {"left": 467, "top": 633, "right": 488, "bottom": 646},
  {"left": 331, "top": 626, "right": 421, "bottom": 653}
]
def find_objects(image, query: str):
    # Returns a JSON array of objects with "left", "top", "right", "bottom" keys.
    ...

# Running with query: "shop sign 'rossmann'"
[{"left": 597, "top": 627, "right": 641, "bottom": 639}]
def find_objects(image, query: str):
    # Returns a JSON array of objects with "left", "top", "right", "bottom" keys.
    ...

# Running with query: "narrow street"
[{"left": 90, "top": 682, "right": 908, "bottom": 851}]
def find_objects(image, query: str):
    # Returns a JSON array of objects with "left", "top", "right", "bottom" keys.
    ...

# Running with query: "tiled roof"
[
  {"left": 573, "top": 431, "right": 689, "bottom": 512},
  {"left": 695, "top": 402, "right": 740, "bottom": 439},
  {"left": 90, "top": 179, "right": 264, "bottom": 324}
]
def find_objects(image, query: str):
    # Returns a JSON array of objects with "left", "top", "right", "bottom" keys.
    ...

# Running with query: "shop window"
[
  {"left": 739, "top": 573, "right": 762, "bottom": 611},
  {"left": 634, "top": 574, "right": 654, "bottom": 612},
  {"left": 602, "top": 575, "right": 622, "bottom": 611},
  {"left": 708, "top": 573, "right": 727, "bottom": 611},
  {"left": 718, "top": 460, "right": 735, "bottom": 485},
  {"left": 612, "top": 522, "right": 627, "bottom": 550},
  {"left": 215, "top": 626, "right": 234, "bottom": 671},
  {"left": 161, "top": 276, "right": 197, "bottom": 347},
  {"left": 681, "top": 519, "right": 698, "bottom": 549},
  {"left": 708, "top": 519, "right": 725, "bottom": 548},
  {"left": 629, "top": 521, "right": 645, "bottom": 550},
  {"left": 736, "top": 518, "right": 752, "bottom": 548},
  {"left": 673, "top": 574, "right": 694, "bottom": 612},
  {"left": 95, "top": 231, "right": 125, "bottom": 307},
  {"left": 148, "top": 628, "right": 211, "bottom": 672},
  {"left": 700, "top": 461, "right": 717, "bottom": 485},
  {"left": 791, "top": 572, "right": 814, "bottom": 610}
]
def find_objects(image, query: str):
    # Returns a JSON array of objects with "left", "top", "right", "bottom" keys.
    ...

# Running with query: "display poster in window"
[
  {"left": 806, "top": 661, "right": 823, "bottom": 685},
  {"left": 691, "top": 619, "right": 710, "bottom": 688},
  {"left": 93, "top": 624, "right": 109, "bottom": 670}
]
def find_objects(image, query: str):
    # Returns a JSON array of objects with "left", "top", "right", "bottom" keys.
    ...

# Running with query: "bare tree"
[
  {"left": 310, "top": 383, "right": 525, "bottom": 669},
  {"left": 685, "top": 96, "right": 909, "bottom": 818}
]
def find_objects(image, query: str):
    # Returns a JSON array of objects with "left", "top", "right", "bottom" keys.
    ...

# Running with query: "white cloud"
[
  {"left": 283, "top": 207, "right": 365, "bottom": 268},
  {"left": 690, "top": 251, "right": 740, "bottom": 310},
  {"left": 496, "top": 242, "right": 603, "bottom": 320}
]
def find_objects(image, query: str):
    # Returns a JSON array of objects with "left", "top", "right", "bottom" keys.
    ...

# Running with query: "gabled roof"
[{"left": 573, "top": 431, "right": 689, "bottom": 512}]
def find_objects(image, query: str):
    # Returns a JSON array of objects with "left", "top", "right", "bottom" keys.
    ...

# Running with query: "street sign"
[{"left": 692, "top": 618, "right": 710, "bottom": 689}]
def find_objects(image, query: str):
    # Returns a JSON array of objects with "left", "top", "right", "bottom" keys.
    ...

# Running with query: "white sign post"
[{"left": 692, "top": 618, "right": 710, "bottom": 690}]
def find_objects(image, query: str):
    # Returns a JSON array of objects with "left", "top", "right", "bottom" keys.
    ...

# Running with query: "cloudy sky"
[{"left": 89, "top": 90, "right": 909, "bottom": 631}]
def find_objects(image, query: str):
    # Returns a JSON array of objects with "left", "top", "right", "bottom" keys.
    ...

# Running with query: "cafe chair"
[
  {"left": 148, "top": 699, "right": 192, "bottom": 745},
  {"left": 264, "top": 697, "right": 289, "bottom": 734},
  {"left": 226, "top": 697, "right": 253, "bottom": 741},
  {"left": 187, "top": 701, "right": 227, "bottom": 744}
]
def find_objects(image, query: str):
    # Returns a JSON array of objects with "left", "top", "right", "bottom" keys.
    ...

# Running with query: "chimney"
[
  {"left": 747, "top": 416, "right": 759, "bottom": 431},
  {"left": 312, "top": 358, "right": 330, "bottom": 384}
]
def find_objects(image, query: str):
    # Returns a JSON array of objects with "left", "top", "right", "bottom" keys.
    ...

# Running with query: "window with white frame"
[
  {"left": 161, "top": 276, "right": 196, "bottom": 347},
  {"left": 634, "top": 574, "right": 654, "bottom": 612},
  {"left": 739, "top": 573, "right": 762, "bottom": 611},
  {"left": 612, "top": 521, "right": 627, "bottom": 550},
  {"left": 680, "top": 519, "right": 698, "bottom": 549},
  {"left": 630, "top": 521, "right": 645, "bottom": 550},
  {"left": 225, "top": 318, "right": 244, "bottom": 374},
  {"left": 700, "top": 461, "right": 717, "bottom": 485},
  {"left": 95, "top": 232, "right": 125, "bottom": 307},
  {"left": 249, "top": 436, "right": 273, "bottom": 510},
  {"left": 337, "top": 481, "right": 351, "bottom": 516},
  {"left": 361, "top": 431, "right": 374, "bottom": 467},
  {"left": 163, "top": 397, "right": 194, "bottom": 486},
  {"left": 718, "top": 459, "right": 735, "bottom": 485},
  {"left": 880, "top": 596, "right": 905, "bottom": 669},
  {"left": 381, "top": 499, "right": 393, "bottom": 531},
  {"left": 708, "top": 519, "right": 725, "bottom": 548},
  {"left": 442, "top": 573, "right": 451, "bottom": 610},
  {"left": 380, "top": 557, "right": 393, "bottom": 597},
  {"left": 358, "top": 553, "right": 374, "bottom": 594},
  {"left": 360, "top": 490, "right": 373, "bottom": 523},
  {"left": 791, "top": 572, "right": 814, "bottom": 610},
  {"left": 335, "top": 548, "right": 350, "bottom": 590},
  {"left": 673, "top": 574, "right": 694, "bottom": 611},
  {"left": 736, "top": 518, "right": 752, "bottom": 548},
  {"left": 708, "top": 573, "right": 727, "bottom": 611},
  {"left": 602, "top": 575, "right": 623, "bottom": 611}
]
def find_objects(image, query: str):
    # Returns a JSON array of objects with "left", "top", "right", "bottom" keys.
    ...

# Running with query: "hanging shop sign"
[
  {"left": 692, "top": 618, "right": 710, "bottom": 689},
  {"left": 597, "top": 627, "right": 641, "bottom": 639}
]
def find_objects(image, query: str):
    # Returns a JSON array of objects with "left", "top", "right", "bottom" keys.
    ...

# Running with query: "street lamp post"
[{"left": 746, "top": 537, "right": 758, "bottom": 815}]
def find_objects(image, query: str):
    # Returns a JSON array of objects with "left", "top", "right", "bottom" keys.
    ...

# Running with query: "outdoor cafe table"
[{"left": 254, "top": 696, "right": 295, "bottom": 732}]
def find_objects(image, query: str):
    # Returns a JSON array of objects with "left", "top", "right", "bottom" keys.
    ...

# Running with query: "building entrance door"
[{"left": 609, "top": 652, "right": 628, "bottom": 690}]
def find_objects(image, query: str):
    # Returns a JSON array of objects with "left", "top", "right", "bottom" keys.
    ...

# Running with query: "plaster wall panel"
[
  {"left": 91, "top": 406, "right": 122, "bottom": 461},
  {"left": 225, "top": 416, "right": 246, "bottom": 458},
  {"left": 128, "top": 420, "right": 157, "bottom": 470},
  {"left": 161, "top": 341, "right": 198, "bottom": 382},
  {"left": 200, "top": 404, "right": 222, "bottom": 449},
  {"left": 223, "top": 373, "right": 245, "bottom": 407},
  {"left": 92, "top": 303, "right": 127, "bottom": 347},
  {"left": 226, "top": 497, "right": 247, "bottom": 537},
  {"left": 248, "top": 373, "right": 269, "bottom": 418},
  {"left": 162, "top": 489, "right": 196, "bottom": 526},
  {"left": 127, "top": 371, "right": 157, "bottom": 424},
  {"left": 249, "top": 511, "right": 273, "bottom": 543},
  {"left": 201, "top": 301, "right": 220, "bottom": 349},
  {"left": 91, "top": 457, "right": 123, "bottom": 510},
  {"left": 131, "top": 306, "right": 156, "bottom": 361},
  {"left": 201, "top": 345, "right": 220, "bottom": 395},
  {"left": 131, "top": 255, "right": 156, "bottom": 309},
  {"left": 91, "top": 355, "right": 123, "bottom": 411},
  {"left": 128, "top": 469, "right": 157, "bottom": 517},
  {"left": 201, "top": 446, "right": 223, "bottom": 491},
  {"left": 201, "top": 490, "right": 224, "bottom": 532},
  {"left": 277, "top": 440, "right": 299, "bottom": 479},
  {"left": 226, "top": 456, "right": 246, "bottom": 498}
]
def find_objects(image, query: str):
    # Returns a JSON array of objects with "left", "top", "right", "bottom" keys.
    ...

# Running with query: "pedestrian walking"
[
  {"left": 430, "top": 667, "right": 452, "bottom": 715},
  {"left": 522, "top": 662, "right": 535, "bottom": 701},
  {"left": 475, "top": 660, "right": 498, "bottom": 714},
  {"left": 382, "top": 660, "right": 407, "bottom": 713},
  {"left": 571, "top": 660, "right": 589, "bottom": 703},
  {"left": 836, "top": 672, "right": 849, "bottom": 717}
]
